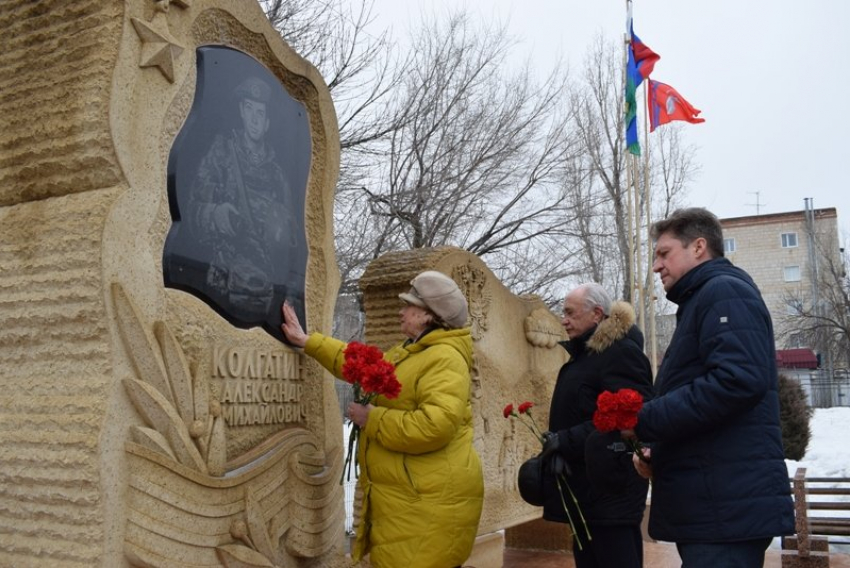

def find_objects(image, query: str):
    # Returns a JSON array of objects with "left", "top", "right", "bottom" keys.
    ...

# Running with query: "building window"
[
  {"left": 724, "top": 238, "right": 736, "bottom": 253},
  {"left": 781, "top": 232, "right": 798, "bottom": 248},
  {"left": 784, "top": 265, "right": 801, "bottom": 282},
  {"left": 786, "top": 301, "right": 802, "bottom": 316},
  {"left": 788, "top": 333, "right": 804, "bottom": 349}
]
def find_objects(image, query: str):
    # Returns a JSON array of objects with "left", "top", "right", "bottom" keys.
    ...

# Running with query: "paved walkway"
[{"left": 503, "top": 541, "right": 850, "bottom": 568}]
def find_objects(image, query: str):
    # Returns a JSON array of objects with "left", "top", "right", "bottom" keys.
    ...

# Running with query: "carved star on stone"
[{"left": 131, "top": 13, "right": 184, "bottom": 83}]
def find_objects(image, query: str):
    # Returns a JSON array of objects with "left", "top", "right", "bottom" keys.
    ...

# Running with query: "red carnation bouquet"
[
  {"left": 592, "top": 388, "right": 649, "bottom": 462},
  {"left": 341, "top": 342, "right": 401, "bottom": 484},
  {"left": 504, "top": 401, "right": 591, "bottom": 549}
]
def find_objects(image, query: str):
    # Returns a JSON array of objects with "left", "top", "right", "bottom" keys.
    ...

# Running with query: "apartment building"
[{"left": 720, "top": 204, "right": 843, "bottom": 369}]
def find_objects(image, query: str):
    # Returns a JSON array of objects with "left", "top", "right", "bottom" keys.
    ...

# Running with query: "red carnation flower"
[
  {"left": 503, "top": 403, "right": 515, "bottom": 419},
  {"left": 596, "top": 390, "right": 619, "bottom": 413},
  {"left": 340, "top": 342, "right": 400, "bottom": 483},
  {"left": 360, "top": 359, "right": 401, "bottom": 399},
  {"left": 593, "top": 409, "right": 619, "bottom": 433},
  {"left": 342, "top": 342, "right": 386, "bottom": 385},
  {"left": 593, "top": 388, "right": 649, "bottom": 463},
  {"left": 616, "top": 411, "right": 639, "bottom": 430},
  {"left": 518, "top": 401, "right": 534, "bottom": 414},
  {"left": 617, "top": 388, "right": 643, "bottom": 414}
]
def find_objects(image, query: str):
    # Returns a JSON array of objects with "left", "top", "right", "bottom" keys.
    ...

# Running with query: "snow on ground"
[
  {"left": 775, "top": 407, "right": 850, "bottom": 552},
  {"left": 786, "top": 407, "right": 850, "bottom": 478}
]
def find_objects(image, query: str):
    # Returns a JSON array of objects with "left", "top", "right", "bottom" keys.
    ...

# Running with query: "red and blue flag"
[{"left": 625, "top": 16, "right": 659, "bottom": 155}]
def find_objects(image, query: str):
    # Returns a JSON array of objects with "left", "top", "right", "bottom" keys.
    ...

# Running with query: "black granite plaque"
[{"left": 163, "top": 46, "right": 311, "bottom": 343}]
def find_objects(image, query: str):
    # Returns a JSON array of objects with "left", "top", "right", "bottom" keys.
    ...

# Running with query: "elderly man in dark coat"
[
  {"left": 540, "top": 282, "right": 653, "bottom": 568},
  {"left": 628, "top": 208, "right": 794, "bottom": 568}
]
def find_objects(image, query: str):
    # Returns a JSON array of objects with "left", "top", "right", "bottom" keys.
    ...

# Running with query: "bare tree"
[
  {"left": 779, "top": 236, "right": 850, "bottom": 370},
  {"left": 260, "top": 0, "right": 407, "bottom": 174},
  {"left": 261, "top": 3, "right": 699, "bottom": 319},
  {"left": 648, "top": 125, "right": 699, "bottom": 220},
  {"left": 564, "top": 35, "right": 696, "bottom": 307},
  {"left": 641, "top": 123, "right": 700, "bottom": 321},
  {"left": 261, "top": 0, "right": 409, "bottom": 304},
  {"left": 565, "top": 36, "right": 636, "bottom": 301},
  {"left": 334, "top": 11, "right": 580, "bottom": 304}
]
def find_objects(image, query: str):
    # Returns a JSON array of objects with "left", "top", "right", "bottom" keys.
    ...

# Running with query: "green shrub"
[{"left": 778, "top": 374, "right": 813, "bottom": 461}]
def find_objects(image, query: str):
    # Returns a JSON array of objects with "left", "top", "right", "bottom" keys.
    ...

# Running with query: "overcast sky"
[{"left": 365, "top": 0, "right": 850, "bottom": 235}]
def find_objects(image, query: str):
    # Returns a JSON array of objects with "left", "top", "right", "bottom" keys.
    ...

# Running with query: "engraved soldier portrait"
[
  {"left": 163, "top": 47, "right": 311, "bottom": 342},
  {"left": 190, "top": 75, "right": 296, "bottom": 317}
]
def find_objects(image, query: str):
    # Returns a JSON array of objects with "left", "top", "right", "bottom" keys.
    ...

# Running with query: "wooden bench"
[{"left": 782, "top": 467, "right": 850, "bottom": 567}]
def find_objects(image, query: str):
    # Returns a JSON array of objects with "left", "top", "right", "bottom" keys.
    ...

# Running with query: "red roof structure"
[{"left": 776, "top": 348, "right": 819, "bottom": 369}]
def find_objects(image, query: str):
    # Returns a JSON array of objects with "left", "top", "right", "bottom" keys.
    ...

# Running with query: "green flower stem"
[
  {"left": 341, "top": 425, "right": 358, "bottom": 485},
  {"left": 513, "top": 413, "right": 545, "bottom": 444},
  {"left": 340, "top": 384, "right": 380, "bottom": 485},
  {"left": 628, "top": 438, "right": 651, "bottom": 464},
  {"left": 525, "top": 412, "right": 545, "bottom": 440},
  {"left": 560, "top": 473, "right": 591, "bottom": 543},
  {"left": 555, "top": 475, "right": 591, "bottom": 551}
]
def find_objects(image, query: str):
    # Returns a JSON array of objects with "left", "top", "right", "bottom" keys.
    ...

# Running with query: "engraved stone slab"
[
  {"left": 163, "top": 46, "right": 311, "bottom": 343},
  {"left": 0, "top": 1, "right": 344, "bottom": 566}
]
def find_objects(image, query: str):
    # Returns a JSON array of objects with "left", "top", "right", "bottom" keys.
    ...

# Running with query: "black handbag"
[{"left": 517, "top": 454, "right": 545, "bottom": 506}]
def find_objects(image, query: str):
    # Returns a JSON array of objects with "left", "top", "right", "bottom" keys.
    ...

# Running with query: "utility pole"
[{"left": 804, "top": 197, "right": 834, "bottom": 405}]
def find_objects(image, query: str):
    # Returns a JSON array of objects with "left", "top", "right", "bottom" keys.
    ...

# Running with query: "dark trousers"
[
  {"left": 676, "top": 538, "right": 772, "bottom": 568},
  {"left": 572, "top": 524, "right": 644, "bottom": 568}
]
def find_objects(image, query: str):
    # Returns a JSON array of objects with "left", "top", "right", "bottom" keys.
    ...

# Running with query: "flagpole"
[
  {"left": 632, "top": 154, "right": 642, "bottom": 333},
  {"left": 635, "top": 81, "right": 648, "bottom": 336},
  {"left": 642, "top": 80, "right": 658, "bottom": 377},
  {"left": 626, "top": 0, "right": 641, "bottom": 326},
  {"left": 624, "top": 0, "right": 635, "bottom": 306},
  {"left": 627, "top": 166, "right": 635, "bottom": 306}
]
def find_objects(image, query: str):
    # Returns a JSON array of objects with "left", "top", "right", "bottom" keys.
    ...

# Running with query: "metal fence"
[
  {"left": 343, "top": 473, "right": 356, "bottom": 536},
  {"left": 335, "top": 382, "right": 357, "bottom": 535},
  {"left": 789, "top": 369, "right": 850, "bottom": 408},
  {"left": 335, "top": 381, "right": 355, "bottom": 415}
]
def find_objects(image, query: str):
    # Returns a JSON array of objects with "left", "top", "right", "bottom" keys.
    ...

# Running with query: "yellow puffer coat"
[{"left": 305, "top": 327, "right": 484, "bottom": 568}]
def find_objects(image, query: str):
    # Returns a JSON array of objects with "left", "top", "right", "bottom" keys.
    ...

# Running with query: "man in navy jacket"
[{"left": 627, "top": 208, "right": 794, "bottom": 567}]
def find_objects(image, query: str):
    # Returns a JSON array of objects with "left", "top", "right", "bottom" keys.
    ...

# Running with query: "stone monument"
[{"left": 0, "top": 0, "right": 343, "bottom": 566}]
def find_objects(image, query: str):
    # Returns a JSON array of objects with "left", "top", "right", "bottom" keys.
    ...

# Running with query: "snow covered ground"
[
  {"left": 786, "top": 407, "right": 850, "bottom": 478},
  {"left": 776, "top": 407, "right": 850, "bottom": 552}
]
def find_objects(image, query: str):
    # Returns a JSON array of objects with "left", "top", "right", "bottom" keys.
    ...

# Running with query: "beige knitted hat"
[{"left": 398, "top": 271, "right": 469, "bottom": 329}]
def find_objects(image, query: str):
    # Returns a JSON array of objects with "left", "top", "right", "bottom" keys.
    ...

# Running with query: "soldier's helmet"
[{"left": 234, "top": 76, "right": 272, "bottom": 104}]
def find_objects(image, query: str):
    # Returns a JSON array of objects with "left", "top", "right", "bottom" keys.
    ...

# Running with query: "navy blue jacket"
[
  {"left": 635, "top": 258, "right": 794, "bottom": 543},
  {"left": 543, "top": 302, "right": 653, "bottom": 528}
]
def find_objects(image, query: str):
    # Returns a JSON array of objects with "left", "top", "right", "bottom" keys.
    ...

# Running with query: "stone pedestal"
[
  {"left": 505, "top": 517, "right": 573, "bottom": 553},
  {"left": 467, "top": 532, "right": 507, "bottom": 568},
  {"left": 0, "top": 1, "right": 342, "bottom": 566}
]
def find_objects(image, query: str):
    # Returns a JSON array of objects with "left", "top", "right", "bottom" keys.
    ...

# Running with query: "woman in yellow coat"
[{"left": 281, "top": 271, "right": 484, "bottom": 568}]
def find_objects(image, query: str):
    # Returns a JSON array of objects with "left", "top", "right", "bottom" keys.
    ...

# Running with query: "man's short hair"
[
  {"left": 650, "top": 207, "right": 725, "bottom": 258},
  {"left": 577, "top": 283, "right": 612, "bottom": 316}
]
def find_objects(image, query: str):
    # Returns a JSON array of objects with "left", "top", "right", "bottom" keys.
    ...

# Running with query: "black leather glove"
[{"left": 540, "top": 431, "right": 571, "bottom": 478}]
